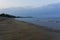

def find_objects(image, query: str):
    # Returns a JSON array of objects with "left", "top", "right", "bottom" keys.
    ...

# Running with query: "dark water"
[{"left": 16, "top": 18, "right": 60, "bottom": 30}]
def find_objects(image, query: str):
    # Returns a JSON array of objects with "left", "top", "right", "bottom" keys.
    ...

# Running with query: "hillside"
[{"left": 0, "top": 17, "right": 60, "bottom": 40}]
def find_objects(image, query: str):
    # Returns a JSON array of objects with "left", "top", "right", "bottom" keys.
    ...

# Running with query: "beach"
[{"left": 0, "top": 18, "right": 60, "bottom": 40}]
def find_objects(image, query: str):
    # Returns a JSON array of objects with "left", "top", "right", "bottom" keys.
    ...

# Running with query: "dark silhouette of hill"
[
  {"left": 0, "top": 13, "right": 16, "bottom": 18},
  {"left": 0, "top": 13, "right": 33, "bottom": 18}
]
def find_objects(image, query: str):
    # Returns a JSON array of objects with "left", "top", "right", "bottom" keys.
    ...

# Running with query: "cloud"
[
  {"left": 0, "top": 0, "right": 60, "bottom": 9},
  {"left": 0, "top": 3, "right": 60, "bottom": 18}
]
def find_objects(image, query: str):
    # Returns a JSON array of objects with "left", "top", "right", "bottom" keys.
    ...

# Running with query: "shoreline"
[
  {"left": 16, "top": 19, "right": 60, "bottom": 33},
  {"left": 0, "top": 18, "right": 60, "bottom": 40}
]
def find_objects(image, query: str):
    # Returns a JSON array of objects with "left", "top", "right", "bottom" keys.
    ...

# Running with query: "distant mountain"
[
  {"left": 0, "top": 13, "right": 17, "bottom": 18},
  {"left": 0, "top": 3, "right": 60, "bottom": 18}
]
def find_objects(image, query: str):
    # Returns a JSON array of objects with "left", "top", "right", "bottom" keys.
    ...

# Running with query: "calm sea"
[{"left": 16, "top": 18, "right": 60, "bottom": 30}]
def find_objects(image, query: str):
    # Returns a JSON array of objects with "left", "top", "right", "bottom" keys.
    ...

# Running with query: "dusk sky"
[{"left": 0, "top": 0, "right": 60, "bottom": 9}]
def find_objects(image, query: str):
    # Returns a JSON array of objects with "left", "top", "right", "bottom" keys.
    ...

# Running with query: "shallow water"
[{"left": 16, "top": 18, "right": 60, "bottom": 30}]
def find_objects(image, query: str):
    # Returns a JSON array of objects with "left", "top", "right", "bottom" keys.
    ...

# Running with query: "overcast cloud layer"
[{"left": 0, "top": 0, "right": 60, "bottom": 9}]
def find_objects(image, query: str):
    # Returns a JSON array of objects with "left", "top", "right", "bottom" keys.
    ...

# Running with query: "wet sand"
[{"left": 0, "top": 18, "right": 60, "bottom": 40}]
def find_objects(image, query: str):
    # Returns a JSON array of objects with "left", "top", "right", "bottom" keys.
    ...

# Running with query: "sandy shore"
[{"left": 0, "top": 18, "right": 60, "bottom": 40}]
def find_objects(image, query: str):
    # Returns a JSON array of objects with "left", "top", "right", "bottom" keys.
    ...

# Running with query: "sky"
[{"left": 0, "top": 0, "right": 60, "bottom": 9}]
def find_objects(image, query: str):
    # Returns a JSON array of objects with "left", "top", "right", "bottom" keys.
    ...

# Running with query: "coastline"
[
  {"left": 16, "top": 19, "right": 60, "bottom": 33},
  {"left": 15, "top": 19, "right": 60, "bottom": 40},
  {"left": 0, "top": 18, "right": 60, "bottom": 40}
]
